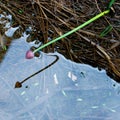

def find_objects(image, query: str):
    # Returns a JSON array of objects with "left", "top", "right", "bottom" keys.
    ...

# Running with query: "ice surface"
[{"left": 0, "top": 36, "right": 120, "bottom": 120}]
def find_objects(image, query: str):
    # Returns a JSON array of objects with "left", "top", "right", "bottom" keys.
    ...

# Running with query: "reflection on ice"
[
  {"left": 53, "top": 74, "right": 59, "bottom": 85},
  {"left": 68, "top": 71, "right": 77, "bottom": 81},
  {"left": 0, "top": 36, "right": 120, "bottom": 120}
]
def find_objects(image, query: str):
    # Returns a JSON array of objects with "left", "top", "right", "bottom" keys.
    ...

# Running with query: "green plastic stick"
[{"left": 33, "top": 10, "right": 110, "bottom": 53}]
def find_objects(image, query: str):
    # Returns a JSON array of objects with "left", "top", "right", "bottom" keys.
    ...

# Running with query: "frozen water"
[{"left": 0, "top": 36, "right": 120, "bottom": 120}]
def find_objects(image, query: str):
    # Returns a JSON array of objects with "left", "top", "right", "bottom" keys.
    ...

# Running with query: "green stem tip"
[{"left": 108, "top": 0, "right": 115, "bottom": 9}]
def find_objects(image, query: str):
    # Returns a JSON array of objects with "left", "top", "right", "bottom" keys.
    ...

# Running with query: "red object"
[{"left": 26, "top": 50, "right": 34, "bottom": 59}]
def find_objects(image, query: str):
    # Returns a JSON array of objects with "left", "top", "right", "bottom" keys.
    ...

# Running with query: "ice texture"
[{"left": 0, "top": 36, "right": 120, "bottom": 120}]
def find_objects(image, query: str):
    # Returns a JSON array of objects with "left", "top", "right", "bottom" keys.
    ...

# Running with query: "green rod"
[{"left": 33, "top": 10, "right": 110, "bottom": 53}]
